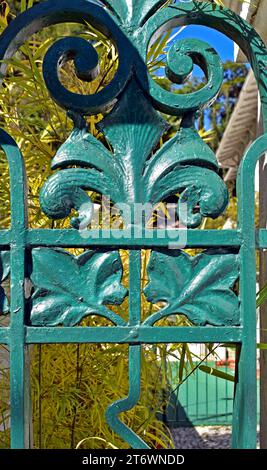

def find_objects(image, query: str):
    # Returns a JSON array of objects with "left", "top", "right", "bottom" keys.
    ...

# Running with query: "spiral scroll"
[
  {"left": 139, "top": 37, "right": 224, "bottom": 116},
  {"left": 0, "top": 0, "right": 133, "bottom": 115},
  {"left": 42, "top": 35, "right": 130, "bottom": 115}
]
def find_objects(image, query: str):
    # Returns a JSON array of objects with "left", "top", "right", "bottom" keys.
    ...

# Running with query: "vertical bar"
[
  {"left": 226, "top": 362, "right": 229, "bottom": 418},
  {"left": 196, "top": 366, "right": 199, "bottom": 422},
  {"left": 215, "top": 374, "right": 218, "bottom": 423},
  {"left": 232, "top": 137, "right": 267, "bottom": 448},
  {"left": 259, "top": 130, "right": 267, "bottom": 448},
  {"left": 128, "top": 246, "right": 142, "bottom": 440},
  {"left": 10, "top": 241, "right": 31, "bottom": 448},
  {"left": 0, "top": 130, "right": 31, "bottom": 449},
  {"left": 259, "top": 244, "right": 267, "bottom": 448},
  {"left": 9, "top": 201, "right": 30, "bottom": 450},
  {"left": 231, "top": 239, "right": 257, "bottom": 448},
  {"left": 106, "top": 344, "right": 148, "bottom": 448},
  {"left": 129, "top": 250, "right": 142, "bottom": 327},
  {"left": 186, "top": 371, "right": 189, "bottom": 421},
  {"left": 106, "top": 249, "right": 148, "bottom": 448},
  {"left": 176, "top": 373, "right": 180, "bottom": 426},
  {"left": 205, "top": 354, "right": 208, "bottom": 419},
  {"left": 38, "top": 344, "right": 42, "bottom": 449},
  {"left": 176, "top": 383, "right": 179, "bottom": 426}
]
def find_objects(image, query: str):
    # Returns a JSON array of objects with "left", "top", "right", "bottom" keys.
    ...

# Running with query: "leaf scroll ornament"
[
  {"left": 30, "top": 248, "right": 127, "bottom": 326},
  {"left": 100, "top": 0, "right": 168, "bottom": 27},
  {"left": 37, "top": 0, "right": 228, "bottom": 231},
  {"left": 144, "top": 249, "right": 240, "bottom": 326}
]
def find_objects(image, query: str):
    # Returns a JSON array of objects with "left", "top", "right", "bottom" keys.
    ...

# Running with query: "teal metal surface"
[
  {"left": 30, "top": 249, "right": 127, "bottom": 327},
  {"left": 144, "top": 249, "right": 240, "bottom": 326},
  {"left": 0, "top": 0, "right": 266, "bottom": 449}
]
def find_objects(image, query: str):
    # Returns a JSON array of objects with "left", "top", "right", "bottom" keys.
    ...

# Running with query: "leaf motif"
[
  {"left": 40, "top": 167, "right": 118, "bottom": 229},
  {"left": 101, "top": 0, "right": 167, "bottom": 26},
  {"left": 51, "top": 126, "right": 116, "bottom": 179},
  {"left": 40, "top": 44, "right": 227, "bottom": 229},
  {"left": 144, "top": 117, "right": 219, "bottom": 185},
  {"left": 144, "top": 249, "right": 240, "bottom": 326},
  {"left": 0, "top": 251, "right": 10, "bottom": 314},
  {"left": 98, "top": 78, "right": 167, "bottom": 204},
  {"left": 145, "top": 164, "right": 229, "bottom": 228},
  {"left": 30, "top": 248, "right": 127, "bottom": 326},
  {"left": 141, "top": 115, "right": 228, "bottom": 229}
]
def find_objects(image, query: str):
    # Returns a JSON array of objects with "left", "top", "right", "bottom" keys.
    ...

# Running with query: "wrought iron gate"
[{"left": 0, "top": 0, "right": 267, "bottom": 449}]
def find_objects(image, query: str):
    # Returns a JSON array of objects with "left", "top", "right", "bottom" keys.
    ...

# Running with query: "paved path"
[
  {"left": 172, "top": 427, "right": 231, "bottom": 449},
  {"left": 172, "top": 426, "right": 260, "bottom": 449}
]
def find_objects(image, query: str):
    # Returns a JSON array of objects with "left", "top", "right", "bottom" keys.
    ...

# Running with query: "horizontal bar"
[
  {"left": 26, "top": 326, "right": 243, "bottom": 344},
  {"left": 0, "top": 327, "right": 9, "bottom": 344},
  {"left": 26, "top": 229, "right": 241, "bottom": 248},
  {"left": 1, "top": 228, "right": 267, "bottom": 249}
]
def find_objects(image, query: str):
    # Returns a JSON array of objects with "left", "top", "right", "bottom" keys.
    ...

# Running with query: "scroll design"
[
  {"left": 40, "top": 77, "right": 228, "bottom": 229},
  {"left": 138, "top": 37, "right": 224, "bottom": 116},
  {"left": 0, "top": 0, "right": 231, "bottom": 230},
  {"left": 34, "top": 1, "right": 229, "bottom": 229}
]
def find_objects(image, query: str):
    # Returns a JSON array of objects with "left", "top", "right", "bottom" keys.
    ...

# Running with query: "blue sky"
[
  {"left": 167, "top": 26, "right": 234, "bottom": 129},
  {"left": 176, "top": 25, "right": 234, "bottom": 62}
]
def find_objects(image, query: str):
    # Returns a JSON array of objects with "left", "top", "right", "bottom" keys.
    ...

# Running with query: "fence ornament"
[{"left": 0, "top": 0, "right": 267, "bottom": 449}]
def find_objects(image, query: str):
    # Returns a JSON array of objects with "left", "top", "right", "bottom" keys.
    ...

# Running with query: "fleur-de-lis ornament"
[
  {"left": 39, "top": 0, "right": 228, "bottom": 230},
  {"left": 101, "top": 0, "right": 168, "bottom": 27}
]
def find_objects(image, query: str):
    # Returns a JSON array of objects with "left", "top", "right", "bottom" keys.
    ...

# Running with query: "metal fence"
[
  {"left": 165, "top": 360, "right": 260, "bottom": 427},
  {"left": 0, "top": 0, "right": 267, "bottom": 449}
]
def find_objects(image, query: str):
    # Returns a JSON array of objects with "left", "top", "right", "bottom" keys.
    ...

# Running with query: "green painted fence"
[
  {"left": 165, "top": 362, "right": 260, "bottom": 427},
  {"left": 0, "top": 0, "right": 267, "bottom": 449}
]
